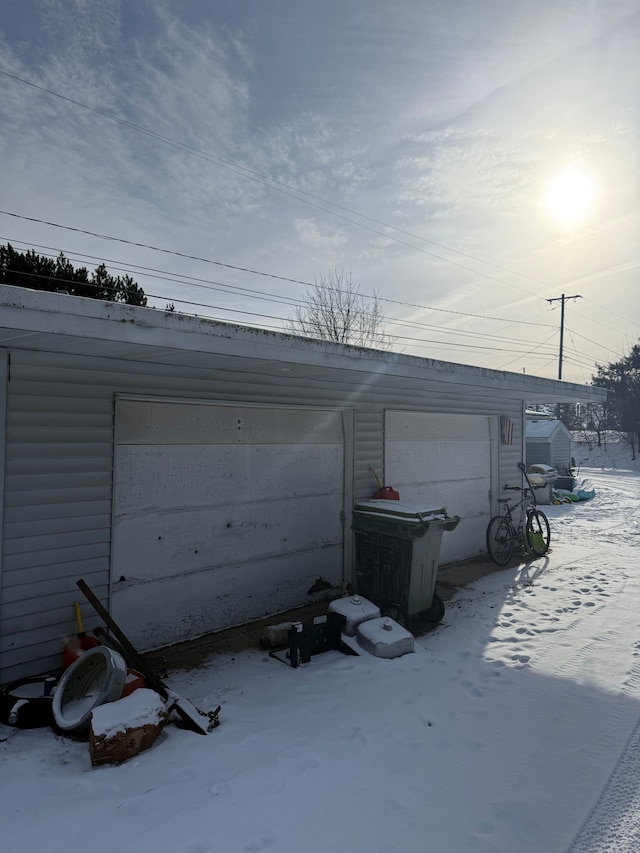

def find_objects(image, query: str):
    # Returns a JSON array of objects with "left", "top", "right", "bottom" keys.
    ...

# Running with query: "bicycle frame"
[
  {"left": 485, "top": 462, "right": 551, "bottom": 565},
  {"left": 497, "top": 490, "right": 534, "bottom": 548}
]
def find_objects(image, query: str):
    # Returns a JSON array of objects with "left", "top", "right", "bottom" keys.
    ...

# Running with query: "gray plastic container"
[{"left": 351, "top": 500, "right": 460, "bottom": 621}]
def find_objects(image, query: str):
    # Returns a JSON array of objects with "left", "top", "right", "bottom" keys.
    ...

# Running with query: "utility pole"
[{"left": 546, "top": 294, "right": 582, "bottom": 380}]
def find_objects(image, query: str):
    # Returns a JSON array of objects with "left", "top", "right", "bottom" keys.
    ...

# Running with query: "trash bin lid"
[{"left": 353, "top": 499, "right": 449, "bottom": 524}]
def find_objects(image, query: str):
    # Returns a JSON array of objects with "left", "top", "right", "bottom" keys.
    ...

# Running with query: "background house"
[
  {"left": 0, "top": 287, "right": 606, "bottom": 684},
  {"left": 526, "top": 418, "right": 574, "bottom": 472}
]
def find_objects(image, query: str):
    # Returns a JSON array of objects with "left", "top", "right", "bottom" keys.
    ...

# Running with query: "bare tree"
[{"left": 285, "top": 269, "right": 392, "bottom": 349}]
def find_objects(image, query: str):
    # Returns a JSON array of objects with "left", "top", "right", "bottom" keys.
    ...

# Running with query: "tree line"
[
  {"left": 560, "top": 343, "right": 640, "bottom": 460},
  {"left": 0, "top": 243, "right": 147, "bottom": 306}
]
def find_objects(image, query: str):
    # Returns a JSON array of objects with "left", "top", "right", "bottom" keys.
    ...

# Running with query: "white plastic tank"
[
  {"left": 356, "top": 617, "right": 414, "bottom": 658},
  {"left": 328, "top": 595, "right": 381, "bottom": 636}
]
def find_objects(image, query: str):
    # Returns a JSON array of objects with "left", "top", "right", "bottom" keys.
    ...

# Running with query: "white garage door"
[
  {"left": 112, "top": 398, "right": 347, "bottom": 649},
  {"left": 385, "top": 412, "right": 495, "bottom": 565}
]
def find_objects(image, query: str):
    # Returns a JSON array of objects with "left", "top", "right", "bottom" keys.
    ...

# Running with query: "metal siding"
[
  {"left": 1, "top": 354, "right": 114, "bottom": 683},
  {"left": 551, "top": 431, "right": 573, "bottom": 470},
  {"left": 498, "top": 403, "right": 526, "bottom": 503},
  {"left": 0, "top": 351, "right": 6, "bottom": 681},
  {"left": 1, "top": 348, "right": 529, "bottom": 683},
  {"left": 355, "top": 409, "right": 384, "bottom": 500},
  {"left": 526, "top": 439, "right": 552, "bottom": 467}
]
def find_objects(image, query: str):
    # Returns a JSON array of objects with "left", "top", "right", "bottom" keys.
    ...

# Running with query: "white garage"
[
  {"left": 384, "top": 411, "right": 496, "bottom": 564},
  {"left": 0, "top": 285, "right": 607, "bottom": 684},
  {"left": 111, "top": 397, "right": 350, "bottom": 648}
]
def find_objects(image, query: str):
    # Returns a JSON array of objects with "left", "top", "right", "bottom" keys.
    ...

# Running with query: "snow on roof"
[{"left": 526, "top": 420, "right": 569, "bottom": 439}]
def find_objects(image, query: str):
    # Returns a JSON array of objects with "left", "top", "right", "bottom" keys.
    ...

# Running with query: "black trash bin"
[{"left": 351, "top": 499, "right": 460, "bottom": 628}]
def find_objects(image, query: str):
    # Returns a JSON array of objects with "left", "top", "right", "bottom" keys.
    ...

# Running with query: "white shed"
[
  {"left": 526, "top": 419, "right": 574, "bottom": 472},
  {"left": 0, "top": 287, "right": 605, "bottom": 684}
]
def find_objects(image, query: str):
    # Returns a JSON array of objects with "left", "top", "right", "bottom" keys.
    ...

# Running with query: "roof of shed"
[
  {"left": 526, "top": 420, "right": 572, "bottom": 439},
  {"left": 0, "top": 286, "right": 607, "bottom": 405}
]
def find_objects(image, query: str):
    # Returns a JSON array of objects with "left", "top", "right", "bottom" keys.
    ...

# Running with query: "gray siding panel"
[
  {"left": 1, "top": 353, "right": 115, "bottom": 682},
  {"left": 0, "top": 351, "right": 6, "bottom": 676},
  {"left": 2, "top": 348, "right": 531, "bottom": 683},
  {"left": 355, "top": 409, "right": 384, "bottom": 500}
]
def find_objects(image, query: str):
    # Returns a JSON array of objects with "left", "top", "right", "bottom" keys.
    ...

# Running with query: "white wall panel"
[
  {"left": 111, "top": 398, "right": 346, "bottom": 648},
  {"left": 385, "top": 412, "right": 495, "bottom": 564},
  {"left": 115, "top": 443, "right": 342, "bottom": 512},
  {"left": 109, "top": 546, "right": 343, "bottom": 649}
]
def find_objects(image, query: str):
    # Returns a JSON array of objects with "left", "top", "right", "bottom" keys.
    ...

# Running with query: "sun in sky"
[{"left": 541, "top": 163, "right": 602, "bottom": 231}]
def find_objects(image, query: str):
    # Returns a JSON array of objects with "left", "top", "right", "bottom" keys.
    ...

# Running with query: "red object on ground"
[
  {"left": 121, "top": 669, "right": 147, "bottom": 698},
  {"left": 63, "top": 635, "right": 100, "bottom": 670},
  {"left": 372, "top": 486, "right": 400, "bottom": 500}
]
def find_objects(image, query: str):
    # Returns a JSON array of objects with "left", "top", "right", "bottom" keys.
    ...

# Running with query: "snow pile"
[
  {"left": 90, "top": 688, "right": 167, "bottom": 737},
  {"left": 573, "top": 432, "right": 639, "bottom": 472}
]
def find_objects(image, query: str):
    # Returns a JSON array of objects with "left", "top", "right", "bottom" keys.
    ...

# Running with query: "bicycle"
[{"left": 486, "top": 462, "right": 551, "bottom": 566}]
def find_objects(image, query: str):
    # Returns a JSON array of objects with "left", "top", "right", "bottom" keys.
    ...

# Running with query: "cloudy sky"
[{"left": 1, "top": 0, "right": 638, "bottom": 382}]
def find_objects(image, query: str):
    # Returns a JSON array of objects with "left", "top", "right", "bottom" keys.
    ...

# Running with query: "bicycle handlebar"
[{"left": 502, "top": 464, "right": 540, "bottom": 507}]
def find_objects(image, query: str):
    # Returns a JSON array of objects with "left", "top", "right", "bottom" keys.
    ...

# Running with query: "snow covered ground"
[{"left": 1, "top": 442, "right": 639, "bottom": 853}]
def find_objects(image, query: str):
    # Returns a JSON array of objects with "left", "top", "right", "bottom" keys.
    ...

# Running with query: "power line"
[
  {"left": 1, "top": 238, "right": 308, "bottom": 310},
  {"left": 0, "top": 66, "right": 560, "bottom": 295},
  {"left": 1, "top": 234, "right": 607, "bottom": 374},
  {"left": 496, "top": 330, "right": 559, "bottom": 370},
  {"left": 2, "top": 262, "right": 564, "bottom": 357},
  {"left": 0, "top": 222, "right": 555, "bottom": 327},
  {"left": 2, "top": 67, "right": 635, "bottom": 353},
  {"left": 563, "top": 325, "right": 624, "bottom": 361},
  {"left": 0, "top": 234, "right": 610, "bottom": 373},
  {"left": 2, "top": 237, "right": 566, "bottom": 354},
  {"left": 574, "top": 300, "right": 640, "bottom": 337},
  {"left": 1, "top": 235, "right": 606, "bottom": 370}
]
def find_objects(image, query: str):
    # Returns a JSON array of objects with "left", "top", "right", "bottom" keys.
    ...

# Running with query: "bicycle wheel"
[
  {"left": 525, "top": 509, "right": 551, "bottom": 556},
  {"left": 486, "top": 516, "right": 514, "bottom": 566}
]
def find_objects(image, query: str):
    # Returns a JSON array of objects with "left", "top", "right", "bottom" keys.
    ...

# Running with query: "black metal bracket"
[{"left": 269, "top": 612, "right": 347, "bottom": 668}]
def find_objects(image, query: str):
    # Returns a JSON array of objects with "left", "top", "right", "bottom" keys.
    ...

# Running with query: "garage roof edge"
[{"left": 0, "top": 286, "right": 606, "bottom": 403}]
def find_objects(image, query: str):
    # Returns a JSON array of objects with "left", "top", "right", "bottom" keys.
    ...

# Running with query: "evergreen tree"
[
  {"left": 0, "top": 244, "right": 147, "bottom": 307},
  {"left": 593, "top": 342, "right": 640, "bottom": 459}
]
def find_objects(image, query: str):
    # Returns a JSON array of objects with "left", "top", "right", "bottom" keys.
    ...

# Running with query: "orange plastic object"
[
  {"left": 63, "top": 635, "right": 100, "bottom": 670},
  {"left": 121, "top": 669, "right": 147, "bottom": 698}
]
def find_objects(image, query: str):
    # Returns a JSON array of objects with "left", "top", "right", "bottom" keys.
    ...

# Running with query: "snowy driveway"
[{"left": 1, "top": 466, "right": 639, "bottom": 853}]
